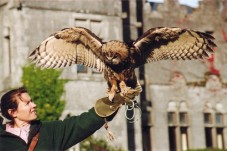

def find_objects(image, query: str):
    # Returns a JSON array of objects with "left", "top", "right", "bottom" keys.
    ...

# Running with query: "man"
[{"left": 0, "top": 87, "right": 126, "bottom": 151}]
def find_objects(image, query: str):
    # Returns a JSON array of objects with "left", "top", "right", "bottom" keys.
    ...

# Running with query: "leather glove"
[
  {"left": 94, "top": 94, "right": 125, "bottom": 118},
  {"left": 94, "top": 81, "right": 142, "bottom": 118}
]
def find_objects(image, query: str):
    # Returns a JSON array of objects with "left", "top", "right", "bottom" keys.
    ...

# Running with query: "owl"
[{"left": 29, "top": 27, "right": 216, "bottom": 101}]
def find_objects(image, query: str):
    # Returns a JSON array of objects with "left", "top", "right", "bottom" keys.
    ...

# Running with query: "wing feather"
[
  {"left": 29, "top": 27, "right": 106, "bottom": 72},
  {"left": 132, "top": 27, "right": 216, "bottom": 67}
]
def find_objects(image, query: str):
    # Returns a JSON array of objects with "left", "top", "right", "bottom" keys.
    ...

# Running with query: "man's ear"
[{"left": 8, "top": 109, "right": 17, "bottom": 118}]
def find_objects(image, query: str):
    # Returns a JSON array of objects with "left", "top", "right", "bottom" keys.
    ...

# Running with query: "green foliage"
[
  {"left": 21, "top": 64, "right": 67, "bottom": 121},
  {"left": 80, "top": 136, "right": 125, "bottom": 151},
  {"left": 187, "top": 148, "right": 227, "bottom": 151}
]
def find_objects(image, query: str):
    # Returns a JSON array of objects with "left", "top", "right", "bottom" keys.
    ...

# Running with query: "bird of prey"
[{"left": 29, "top": 27, "right": 216, "bottom": 101}]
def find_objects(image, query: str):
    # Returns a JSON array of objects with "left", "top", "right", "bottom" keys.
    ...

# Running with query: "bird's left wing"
[
  {"left": 132, "top": 27, "right": 216, "bottom": 68},
  {"left": 29, "top": 27, "right": 106, "bottom": 72}
]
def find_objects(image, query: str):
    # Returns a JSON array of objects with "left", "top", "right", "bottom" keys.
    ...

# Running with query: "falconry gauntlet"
[
  {"left": 94, "top": 94, "right": 125, "bottom": 117},
  {"left": 94, "top": 81, "right": 142, "bottom": 117}
]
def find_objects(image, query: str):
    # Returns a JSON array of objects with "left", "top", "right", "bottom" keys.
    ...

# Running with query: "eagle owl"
[{"left": 29, "top": 27, "right": 216, "bottom": 101}]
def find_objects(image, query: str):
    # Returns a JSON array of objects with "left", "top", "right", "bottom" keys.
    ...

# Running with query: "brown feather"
[
  {"left": 28, "top": 26, "right": 216, "bottom": 101},
  {"left": 132, "top": 27, "right": 216, "bottom": 67}
]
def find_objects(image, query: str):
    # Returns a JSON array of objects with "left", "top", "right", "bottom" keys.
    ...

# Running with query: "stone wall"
[
  {"left": 1, "top": 0, "right": 227, "bottom": 150},
  {"left": 150, "top": 73, "right": 227, "bottom": 150},
  {"left": 143, "top": 0, "right": 227, "bottom": 87},
  {"left": 0, "top": 0, "right": 129, "bottom": 150}
]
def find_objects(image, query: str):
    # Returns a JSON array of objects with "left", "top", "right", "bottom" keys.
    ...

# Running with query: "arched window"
[
  {"left": 215, "top": 103, "right": 225, "bottom": 149},
  {"left": 167, "top": 101, "right": 177, "bottom": 151},
  {"left": 179, "top": 102, "right": 188, "bottom": 125},
  {"left": 203, "top": 102, "right": 214, "bottom": 148},
  {"left": 167, "top": 102, "right": 177, "bottom": 125},
  {"left": 179, "top": 101, "right": 189, "bottom": 151},
  {"left": 167, "top": 101, "right": 189, "bottom": 151},
  {"left": 203, "top": 102, "right": 225, "bottom": 149},
  {"left": 203, "top": 102, "right": 213, "bottom": 125}
]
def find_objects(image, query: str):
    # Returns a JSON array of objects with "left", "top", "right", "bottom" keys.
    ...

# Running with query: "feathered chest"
[
  {"left": 103, "top": 66, "right": 138, "bottom": 95},
  {"left": 104, "top": 67, "right": 135, "bottom": 81}
]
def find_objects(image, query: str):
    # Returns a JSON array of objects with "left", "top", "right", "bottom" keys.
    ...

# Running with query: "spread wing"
[
  {"left": 29, "top": 27, "right": 107, "bottom": 72},
  {"left": 132, "top": 27, "right": 216, "bottom": 67}
]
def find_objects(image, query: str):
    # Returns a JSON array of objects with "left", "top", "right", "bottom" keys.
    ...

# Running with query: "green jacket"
[{"left": 0, "top": 108, "right": 105, "bottom": 151}]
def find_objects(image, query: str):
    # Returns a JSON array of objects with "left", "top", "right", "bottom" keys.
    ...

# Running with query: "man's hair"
[{"left": 0, "top": 87, "right": 28, "bottom": 120}]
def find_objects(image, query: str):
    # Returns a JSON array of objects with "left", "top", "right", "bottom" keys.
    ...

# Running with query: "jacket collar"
[
  {"left": 0, "top": 122, "right": 7, "bottom": 136},
  {"left": 0, "top": 120, "right": 42, "bottom": 144}
]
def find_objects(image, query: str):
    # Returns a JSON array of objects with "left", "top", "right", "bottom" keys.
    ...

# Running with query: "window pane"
[
  {"left": 75, "top": 18, "right": 88, "bottom": 28},
  {"left": 92, "top": 68, "right": 102, "bottom": 74},
  {"left": 217, "top": 128, "right": 224, "bottom": 149},
  {"left": 179, "top": 112, "right": 188, "bottom": 125},
  {"left": 205, "top": 127, "right": 213, "bottom": 148},
  {"left": 180, "top": 127, "right": 188, "bottom": 151},
  {"left": 168, "top": 112, "right": 176, "bottom": 125},
  {"left": 204, "top": 113, "right": 212, "bottom": 124},
  {"left": 215, "top": 113, "right": 223, "bottom": 125},
  {"left": 77, "top": 65, "right": 87, "bottom": 73},
  {"left": 90, "top": 20, "right": 103, "bottom": 39},
  {"left": 168, "top": 127, "right": 177, "bottom": 151}
]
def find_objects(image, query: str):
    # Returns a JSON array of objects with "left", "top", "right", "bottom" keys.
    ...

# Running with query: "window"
[
  {"left": 215, "top": 112, "right": 225, "bottom": 150},
  {"left": 180, "top": 127, "right": 188, "bottom": 151},
  {"left": 205, "top": 127, "right": 213, "bottom": 148},
  {"left": 216, "top": 128, "right": 224, "bottom": 149},
  {"left": 179, "top": 112, "right": 189, "bottom": 151},
  {"left": 168, "top": 126, "right": 177, "bottom": 151},
  {"left": 215, "top": 113, "right": 223, "bottom": 125},
  {"left": 204, "top": 113, "right": 212, "bottom": 125},
  {"left": 203, "top": 103, "right": 225, "bottom": 149},
  {"left": 75, "top": 18, "right": 88, "bottom": 28},
  {"left": 168, "top": 112, "right": 176, "bottom": 125},
  {"left": 179, "top": 112, "right": 188, "bottom": 125},
  {"left": 167, "top": 110, "right": 177, "bottom": 151},
  {"left": 167, "top": 101, "right": 190, "bottom": 151},
  {"left": 204, "top": 112, "right": 213, "bottom": 148},
  {"left": 77, "top": 65, "right": 88, "bottom": 73},
  {"left": 149, "top": 2, "right": 159, "bottom": 11},
  {"left": 74, "top": 17, "right": 103, "bottom": 76},
  {"left": 90, "top": 20, "right": 102, "bottom": 37},
  {"left": 92, "top": 68, "right": 102, "bottom": 74}
]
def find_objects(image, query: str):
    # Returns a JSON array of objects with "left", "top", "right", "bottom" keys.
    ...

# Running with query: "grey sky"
[{"left": 148, "top": 0, "right": 199, "bottom": 8}]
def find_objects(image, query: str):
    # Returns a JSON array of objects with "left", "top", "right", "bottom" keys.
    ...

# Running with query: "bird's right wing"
[{"left": 29, "top": 27, "right": 106, "bottom": 72}]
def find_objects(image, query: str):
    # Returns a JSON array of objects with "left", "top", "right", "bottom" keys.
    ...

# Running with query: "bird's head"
[{"left": 102, "top": 40, "right": 129, "bottom": 66}]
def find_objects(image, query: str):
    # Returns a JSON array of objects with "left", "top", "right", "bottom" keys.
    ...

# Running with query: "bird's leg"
[
  {"left": 108, "top": 80, "right": 118, "bottom": 102},
  {"left": 119, "top": 81, "right": 131, "bottom": 96},
  {"left": 120, "top": 80, "right": 142, "bottom": 100}
]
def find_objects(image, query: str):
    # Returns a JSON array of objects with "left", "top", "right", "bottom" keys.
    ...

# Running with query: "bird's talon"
[{"left": 108, "top": 92, "right": 115, "bottom": 102}]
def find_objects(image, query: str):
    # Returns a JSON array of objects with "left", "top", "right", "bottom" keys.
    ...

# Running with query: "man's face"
[{"left": 13, "top": 93, "right": 37, "bottom": 122}]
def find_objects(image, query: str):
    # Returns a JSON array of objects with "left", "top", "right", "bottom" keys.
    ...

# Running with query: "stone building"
[
  {"left": 144, "top": 0, "right": 227, "bottom": 150},
  {"left": 0, "top": 0, "right": 227, "bottom": 151},
  {"left": 0, "top": 0, "right": 132, "bottom": 150}
]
